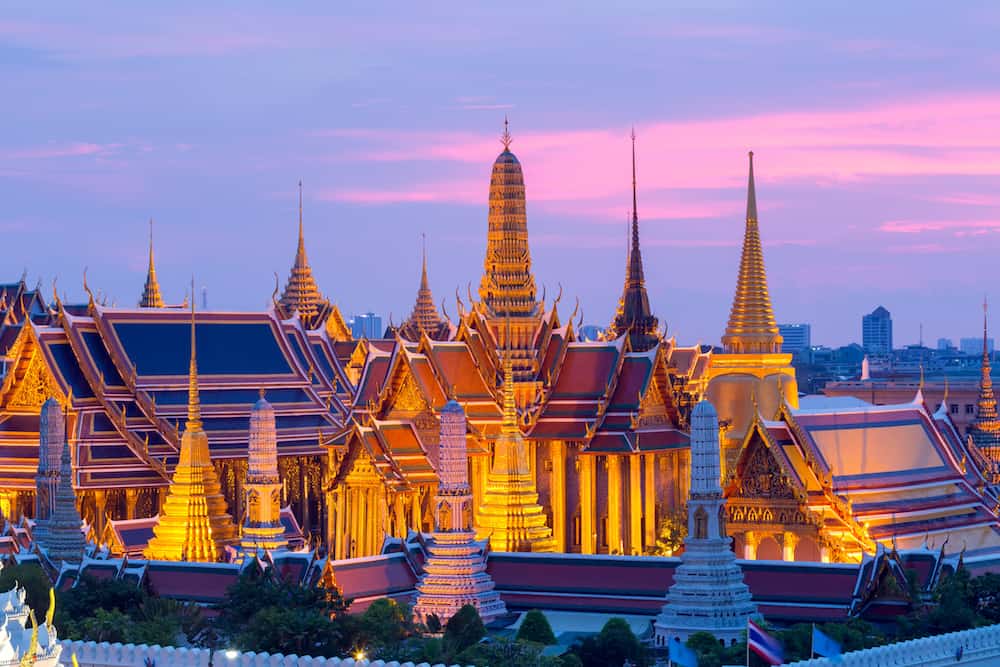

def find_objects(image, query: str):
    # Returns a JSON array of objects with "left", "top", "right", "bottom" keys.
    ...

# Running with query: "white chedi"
[
  {"left": 654, "top": 399, "right": 756, "bottom": 646},
  {"left": 0, "top": 586, "right": 62, "bottom": 667}
]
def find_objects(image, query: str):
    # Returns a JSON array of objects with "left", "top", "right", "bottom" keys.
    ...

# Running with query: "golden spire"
[
  {"left": 398, "top": 233, "right": 447, "bottom": 341},
  {"left": 478, "top": 117, "right": 539, "bottom": 319},
  {"left": 721, "top": 151, "right": 782, "bottom": 354},
  {"left": 187, "top": 277, "right": 201, "bottom": 430},
  {"left": 139, "top": 219, "right": 165, "bottom": 308},
  {"left": 145, "top": 280, "right": 236, "bottom": 561},
  {"left": 606, "top": 128, "right": 659, "bottom": 351},
  {"left": 278, "top": 180, "right": 326, "bottom": 324},
  {"left": 970, "top": 297, "right": 1000, "bottom": 467}
]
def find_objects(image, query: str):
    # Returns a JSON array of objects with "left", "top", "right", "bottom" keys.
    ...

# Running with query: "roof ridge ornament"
[{"left": 501, "top": 115, "right": 512, "bottom": 150}]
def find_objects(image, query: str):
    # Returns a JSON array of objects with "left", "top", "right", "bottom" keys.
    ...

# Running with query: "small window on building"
[
  {"left": 951, "top": 404, "right": 960, "bottom": 414},
  {"left": 966, "top": 404, "right": 976, "bottom": 415},
  {"left": 543, "top": 459, "right": 553, "bottom": 472}
]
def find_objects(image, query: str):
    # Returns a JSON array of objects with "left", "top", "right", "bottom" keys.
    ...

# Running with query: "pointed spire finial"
[
  {"left": 187, "top": 276, "right": 202, "bottom": 430},
  {"left": 746, "top": 150, "right": 758, "bottom": 222},
  {"left": 298, "top": 179, "right": 305, "bottom": 252},
  {"left": 501, "top": 116, "right": 512, "bottom": 150},
  {"left": 139, "top": 219, "right": 165, "bottom": 308}
]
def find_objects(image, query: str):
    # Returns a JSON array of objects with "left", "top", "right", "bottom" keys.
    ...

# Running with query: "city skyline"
[{"left": 3, "top": 3, "right": 1000, "bottom": 347}]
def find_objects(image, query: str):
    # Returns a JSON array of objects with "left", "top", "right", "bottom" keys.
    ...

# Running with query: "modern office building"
[
  {"left": 349, "top": 312, "right": 383, "bottom": 340},
  {"left": 961, "top": 337, "right": 995, "bottom": 356},
  {"left": 778, "top": 323, "right": 811, "bottom": 356},
  {"left": 862, "top": 306, "right": 893, "bottom": 356}
]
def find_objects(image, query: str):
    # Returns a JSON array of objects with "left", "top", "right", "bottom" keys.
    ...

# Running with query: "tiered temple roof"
[
  {"left": 731, "top": 393, "right": 1000, "bottom": 559},
  {"left": 0, "top": 295, "right": 348, "bottom": 494}
]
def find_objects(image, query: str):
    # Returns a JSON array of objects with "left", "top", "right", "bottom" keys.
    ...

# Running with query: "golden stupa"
[{"left": 144, "top": 291, "right": 237, "bottom": 562}]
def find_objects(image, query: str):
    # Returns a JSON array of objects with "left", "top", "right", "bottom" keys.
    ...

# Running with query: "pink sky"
[{"left": 3, "top": 3, "right": 1000, "bottom": 347}]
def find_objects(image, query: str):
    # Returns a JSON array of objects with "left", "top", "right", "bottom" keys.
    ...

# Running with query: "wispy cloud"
[{"left": 880, "top": 219, "right": 1000, "bottom": 234}]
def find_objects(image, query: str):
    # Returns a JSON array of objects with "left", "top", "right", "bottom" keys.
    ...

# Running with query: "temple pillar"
[
  {"left": 301, "top": 467, "right": 312, "bottom": 537},
  {"left": 375, "top": 488, "right": 387, "bottom": 554},
  {"left": 394, "top": 494, "right": 406, "bottom": 537},
  {"left": 327, "top": 490, "right": 338, "bottom": 556},
  {"left": 472, "top": 455, "right": 487, "bottom": 528},
  {"left": 411, "top": 490, "right": 423, "bottom": 535},
  {"left": 348, "top": 487, "right": 358, "bottom": 557},
  {"left": 0, "top": 490, "right": 18, "bottom": 522},
  {"left": 820, "top": 544, "right": 831, "bottom": 563},
  {"left": 782, "top": 531, "right": 799, "bottom": 562},
  {"left": 125, "top": 488, "right": 139, "bottom": 520},
  {"left": 93, "top": 489, "right": 107, "bottom": 539},
  {"left": 549, "top": 440, "right": 566, "bottom": 552},
  {"left": 607, "top": 456, "right": 622, "bottom": 554},
  {"left": 628, "top": 454, "right": 642, "bottom": 555},
  {"left": 644, "top": 454, "right": 656, "bottom": 547},
  {"left": 743, "top": 531, "right": 758, "bottom": 560},
  {"left": 580, "top": 456, "right": 596, "bottom": 554}
]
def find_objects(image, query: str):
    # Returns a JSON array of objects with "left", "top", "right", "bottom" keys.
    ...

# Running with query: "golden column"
[
  {"left": 549, "top": 441, "right": 567, "bottom": 552},
  {"left": 643, "top": 454, "right": 656, "bottom": 547},
  {"left": 580, "top": 455, "right": 596, "bottom": 554},
  {"left": 628, "top": 455, "right": 643, "bottom": 555},
  {"left": 607, "top": 456, "right": 622, "bottom": 554}
]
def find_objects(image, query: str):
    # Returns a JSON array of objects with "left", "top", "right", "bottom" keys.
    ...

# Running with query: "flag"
[
  {"left": 812, "top": 625, "right": 842, "bottom": 659},
  {"left": 668, "top": 637, "right": 698, "bottom": 667},
  {"left": 748, "top": 619, "right": 784, "bottom": 665}
]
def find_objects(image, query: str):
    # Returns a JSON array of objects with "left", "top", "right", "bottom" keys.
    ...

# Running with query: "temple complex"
[
  {"left": 706, "top": 152, "right": 798, "bottom": 471},
  {"left": 144, "top": 299, "right": 238, "bottom": 561},
  {"left": 240, "top": 391, "right": 288, "bottom": 551},
  {"left": 413, "top": 399, "right": 506, "bottom": 625},
  {"left": 654, "top": 400, "right": 755, "bottom": 645},
  {"left": 1, "top": 122, "right": 999, "bottom": 575}
]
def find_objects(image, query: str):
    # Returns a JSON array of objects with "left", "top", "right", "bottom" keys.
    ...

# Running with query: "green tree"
[
  {"left": 74, "top": 608, "right": 134, "bottom": 644},
  {"left": 971, "top": 572, "right": 1000, "bottom": 623},
  {"left": 0, "top": 563, "right": 52, "bottom": 619},
  {"left": 360, "top": 598, "right": 412, "bottom": 653},
  {"left": 573, "top": 617, "right": 646, "bottom": 667},
  {"left": 235, "top": 605, "right": 345, "bottom": 657},
  {"left": 516, "top": 609, "right": 557, "bottom": 645},
  {"left": 443, "top": 604, "right": 486, "bottom": 659},
  {"left": 649, "top": 508, "right": 688, "bottom": 556}
]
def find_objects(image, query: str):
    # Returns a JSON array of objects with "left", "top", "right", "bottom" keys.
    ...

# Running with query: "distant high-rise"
[
  {"left": 961, "top": 337, "right": 995, "bottom": 356},
  {"left": 862, "top": 306, "right": 893, "bottom": 356},
  {"left": 777, "top": 323, "right": 811, "bottom": 356},
  {"left": 938, "top": 337, "right": 954, "bottom": 351},
  {"left": 349, "top": 312, "right": 383, "bottom": 340}
]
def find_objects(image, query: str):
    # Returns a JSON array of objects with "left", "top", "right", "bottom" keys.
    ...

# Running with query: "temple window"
[
  {"left": 951, "top": 404, "right": 959, "bottom": 414},
  {"left": 966, "top": 404, "right": 976, "bottom": 415}
]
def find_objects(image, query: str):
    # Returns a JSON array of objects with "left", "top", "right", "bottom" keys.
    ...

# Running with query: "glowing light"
[
  {"left": 224, "top": 649, "right": 239, "bottom": 660},
  {"left": 353, "top": 649, "right": 367, "bottom": 662}
]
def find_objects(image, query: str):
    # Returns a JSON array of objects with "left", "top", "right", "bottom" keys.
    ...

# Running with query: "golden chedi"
[{"left": 145, "top": 297, "right": 237, "bottom": 562}]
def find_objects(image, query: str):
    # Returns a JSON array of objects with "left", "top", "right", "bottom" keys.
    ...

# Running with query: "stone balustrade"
[
  {"left": 59, "top": 640, "right": 472, "bottom": 667},
  {"left": 783, "top": 622, "right": 1000, "bottom": 666}
]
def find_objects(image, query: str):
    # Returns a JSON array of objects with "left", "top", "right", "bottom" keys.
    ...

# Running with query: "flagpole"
[
  {"left": 746, "top": 620, "right": 750, "bottom": 667},
  {"left": 811, "top": 623, "right": 815, "bottom": 659}
]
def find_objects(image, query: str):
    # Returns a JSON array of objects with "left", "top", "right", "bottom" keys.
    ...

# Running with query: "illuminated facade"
[
  {"left": 968, "top": 302, "right": 1000, "bottom": 478},
  {"left": 328, "top": 125, "right": 707, "bottom": 560}
]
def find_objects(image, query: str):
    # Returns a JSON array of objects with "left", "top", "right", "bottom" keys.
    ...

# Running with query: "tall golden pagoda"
[
  {"left": 278, "top": 182, "right": 326, "bottom": 325},
  {"left": 706, "top": 152, "right": 797, "bottom": 470},
  {"left": 605, "top": 130, "right": 660, "bottom": 352},
  {"left": 476, "top": 334, "right": 556, "bottom": 552},
  {"left": 139, "top": 219, "right": 165, "bottom": 308},
  {"left": 395, "top": 235, "right": 450, "bottom": 341},
  {"left": 475, "top": 119, "right": 543, "bottom": 380},
  {"left": 969, "top": 299, "right": 1000, "bottom": 478},
  {"left": 145, "top": 291, "right": 237, "bottom": 562}
]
